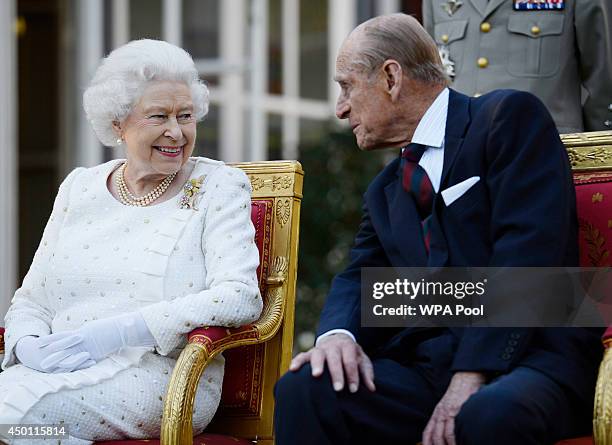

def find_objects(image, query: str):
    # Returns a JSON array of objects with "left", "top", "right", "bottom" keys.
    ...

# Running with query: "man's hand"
[
  {"left": 422, "top": 371, "right": 486, "bottom": 445},
  {"left": 289, "top": 333, "right": 376, "bottom": 393}
]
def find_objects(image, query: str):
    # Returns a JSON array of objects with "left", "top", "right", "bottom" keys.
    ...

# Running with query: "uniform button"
[
  {"left": 531, "top": 26, "right": 541, "bottom": 36},
  {"left": 501, "top": 353, "right": 511, "bottom": 360},
  {"left": 605, "top": 120, "right": 612, "bottom": 127},
  {"left": 504, "top": 346, "right": 515, "bottom": 353},
  {"left": 509, "top": 339, "right": 518, "bottom": 346},
  {"left": 477, "top": 57, "right": 489, "bottom": 68},
  {"left": 608, "top": 104, "right": 612, "bottom": 111},
  {"left": 480, "top": 22, "right": 491, "bottom": 33},
  {"left": 474, "top": 92, "right": 482, "bottom": 98},
  {"left": 510, "top": 333, "right": 521, "bottom": 339},
  {"left": 441, "top": 34, "right": 449, "bottom": 43}
]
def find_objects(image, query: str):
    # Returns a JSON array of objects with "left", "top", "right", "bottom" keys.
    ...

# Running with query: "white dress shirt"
[{"left": 316, "top": 88, "right": 450, "bottom": 346}]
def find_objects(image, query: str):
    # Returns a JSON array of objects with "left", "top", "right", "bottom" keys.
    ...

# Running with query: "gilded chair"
[
  {"left": 0, "top": 160, "right": 304, "bottom": 445},
  {"left": 555, "top": 131, "right": 612, "bottom": 445}
]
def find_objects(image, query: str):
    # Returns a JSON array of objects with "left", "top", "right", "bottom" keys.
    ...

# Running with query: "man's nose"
[
  {"left": 336, "top": 99, "right": 349, "bottom": 120},
  {"left": 164, "top": 116, "right": 183, "bottom": 141}
]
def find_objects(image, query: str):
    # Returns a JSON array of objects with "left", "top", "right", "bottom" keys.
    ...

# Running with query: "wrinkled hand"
[
  {"left": 15, "top": 334, "right": 95, "bottom": 373},
  {"left": 39, "top": 312, "right": 156, "bottom": 363},
  {"left": 289, "top": 333, "right": 376, "bottom": 393},
  {"left": 422, "top": 372, "right": 486, "bottom": 445}
]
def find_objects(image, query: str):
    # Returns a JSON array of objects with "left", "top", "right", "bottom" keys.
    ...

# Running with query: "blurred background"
[{"left": 0, "top": 0, "right": 423, "bottom": 353}]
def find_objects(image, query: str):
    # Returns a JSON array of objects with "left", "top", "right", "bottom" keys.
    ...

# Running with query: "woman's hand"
[
  {"left": 15, "top": 334, "right": 95, "bottom": 373},
  {"left": 39, "top": 312, "right": 156, "bottom": 362}
]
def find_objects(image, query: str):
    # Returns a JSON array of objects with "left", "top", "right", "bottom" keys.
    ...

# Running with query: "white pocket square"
[{"left": 441, "top": 176, "right": 480, "bottom": 206}]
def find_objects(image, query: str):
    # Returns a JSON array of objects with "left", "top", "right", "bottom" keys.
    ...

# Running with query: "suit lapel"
[
  {"left": 440, "top": 89, "right": 470, "bottom": 190},
  {"left": 484, "top": 0, "right": 507, "bottom": 18},
  {"left": 382, "top": 164, "right": 429, "bottom": 266},
  {"left": 468, "top": 0, "right": 488, "bottom": 16},
  {"left": 373, "top": 90, "right": 472, "bottom": 267}
]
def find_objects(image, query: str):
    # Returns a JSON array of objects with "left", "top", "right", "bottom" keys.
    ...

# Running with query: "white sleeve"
[
  {"left": 315, "top": 329, "right": 357, "bottom": 346},
  {"left": 139, "top": 167, "right": 263, "bottom": 355},
  {"left": 2, "top": 167, "right": 85, "bottom": 369}
]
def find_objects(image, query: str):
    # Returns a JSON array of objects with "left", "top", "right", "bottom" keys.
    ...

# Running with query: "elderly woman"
[{"left": 0, "top": 39, "right": 262, "bottom": 444}]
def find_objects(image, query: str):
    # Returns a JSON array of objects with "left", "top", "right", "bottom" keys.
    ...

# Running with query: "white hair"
[
  {"left": 83, "top": 39, "right": 209, "bottom": 147},
  {"left": 351, "top": 14, "right": 449, "bottom": 85}
]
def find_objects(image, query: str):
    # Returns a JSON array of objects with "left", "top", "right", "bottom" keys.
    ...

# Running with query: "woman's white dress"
[{"left": 0, "top": 157, "right": 263, "bottom": 444}]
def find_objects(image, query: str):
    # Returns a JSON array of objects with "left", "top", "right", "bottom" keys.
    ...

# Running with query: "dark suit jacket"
[{"left": 317, "top": 88, "right": 602, "bottom": 402}]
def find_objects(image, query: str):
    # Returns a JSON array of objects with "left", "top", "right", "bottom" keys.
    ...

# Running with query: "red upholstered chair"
[
  {"left": 557, "top": 131, "right": 612, "bottom": 445},
  {"left": 0, "top": 161, "right": 303, "bottom": 445}
]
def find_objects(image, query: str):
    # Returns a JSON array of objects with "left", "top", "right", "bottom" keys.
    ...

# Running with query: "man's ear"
[
  {"left": 112, "top": 120, "right": 122, "bottom": 137},
  {"left": 382, "top": 60, "right": 403, "bottom": 101}
]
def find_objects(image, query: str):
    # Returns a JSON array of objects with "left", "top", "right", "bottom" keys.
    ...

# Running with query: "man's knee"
[
  {"left": 274, "top": 364, "right": 340, "bottom": 416},
  {"left": 275, "top": 364, "right": 313, "bottom": 403}
]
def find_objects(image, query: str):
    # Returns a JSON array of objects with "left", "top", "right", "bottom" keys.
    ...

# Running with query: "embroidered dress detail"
[{"left": 135, "top": 167, "right": 218, "bottom": 302}]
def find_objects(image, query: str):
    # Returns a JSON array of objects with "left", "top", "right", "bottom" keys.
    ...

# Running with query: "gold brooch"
[{"left": 179, "top": 175, "right": 206, "bottom": 210}]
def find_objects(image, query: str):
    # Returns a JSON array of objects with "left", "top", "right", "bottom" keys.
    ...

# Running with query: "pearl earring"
[{"left": 116, "top": 138, "right": 123, "bottom": 146}]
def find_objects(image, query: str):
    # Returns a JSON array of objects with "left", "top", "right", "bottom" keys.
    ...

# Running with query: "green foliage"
[{"left": 295, "top": 124, "right": 391, "bottom": 348}]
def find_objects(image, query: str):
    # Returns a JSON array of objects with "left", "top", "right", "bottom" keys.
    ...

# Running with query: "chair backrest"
[
  {"left": 561, "top": 131, "right": 612, "bottom": 268},
  {"left": 563, "top": 131, "right": 612, "bottom": 445},
  {"left": 206, "top": 161, "right": 303, "bottom": 444}
]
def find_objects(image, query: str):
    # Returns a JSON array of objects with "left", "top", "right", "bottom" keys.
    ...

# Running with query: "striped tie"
[{"left": 401, "top": 143, "right": 435, "bottom": 253}]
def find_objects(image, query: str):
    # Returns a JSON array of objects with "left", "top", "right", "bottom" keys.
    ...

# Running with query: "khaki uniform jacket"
[{"left": 423, "top": 0, "right": 612, "bottom": 133}]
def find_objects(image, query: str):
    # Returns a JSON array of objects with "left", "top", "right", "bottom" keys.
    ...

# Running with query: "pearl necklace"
[{"left": 115, "top": 163, "right": 177, "bottom": 207}]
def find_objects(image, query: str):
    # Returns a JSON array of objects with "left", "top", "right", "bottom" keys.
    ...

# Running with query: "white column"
[
  {"left": 282, "top": 0, "right": 300, "bottom": 160},
  {"left": 110, "top": 0, "right": 131, "bottom": 160},
  {"left": 162, "top": 0, "right": 182, "bottom": 46},
  {"left": 376, "top": 0, "right": 400, "bottom": 16},
  {"left": 75, "top": 0, "right": 104, "bottom": 167},
  {"left": 0, "top": 0, "right": 17, "bottom": 319},
  {"left": 111, "top": 0, "right": 130, "bottom": 49},
  {"left": 328, "top": 0, "right": 356, "bottom": 114},
  {"left": 220, "top": 0, "right": 246, "bottom": 162},
  {"left": 249, "top": 0, "right": 269, "bottom": 161}
]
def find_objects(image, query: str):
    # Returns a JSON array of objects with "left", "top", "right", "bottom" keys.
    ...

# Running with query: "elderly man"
[{"left": 274, "top": 13, "right": 602, "bottom": 445}]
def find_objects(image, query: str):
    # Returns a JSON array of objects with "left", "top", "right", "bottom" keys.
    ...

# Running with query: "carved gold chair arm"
[
  {"left": 160, "top": 256, "right": 289, "bottom": 445},
  {"left": 594, "top": 341, "right": 612, "bottom": 445}
]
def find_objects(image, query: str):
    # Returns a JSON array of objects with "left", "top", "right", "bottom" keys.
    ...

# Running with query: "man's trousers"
[{"left": 274, "top": 334, "right": 592, "bottom": 445}]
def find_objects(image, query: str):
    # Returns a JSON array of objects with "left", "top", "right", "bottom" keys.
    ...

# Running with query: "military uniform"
[{"left": 422, "top": 0, "right": 612, "bottom": 133}]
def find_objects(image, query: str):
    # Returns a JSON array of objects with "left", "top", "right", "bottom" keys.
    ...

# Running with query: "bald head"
[{"left": 340, "top": 13, "right": 448, "bottom": 86}]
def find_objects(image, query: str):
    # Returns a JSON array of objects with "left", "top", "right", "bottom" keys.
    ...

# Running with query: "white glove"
[
  {"left": 38, "top": 312, "right": 156, "bottom": 362},
  {"left": 15, "top": 334, "right": 95, "bottom": 373}
]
